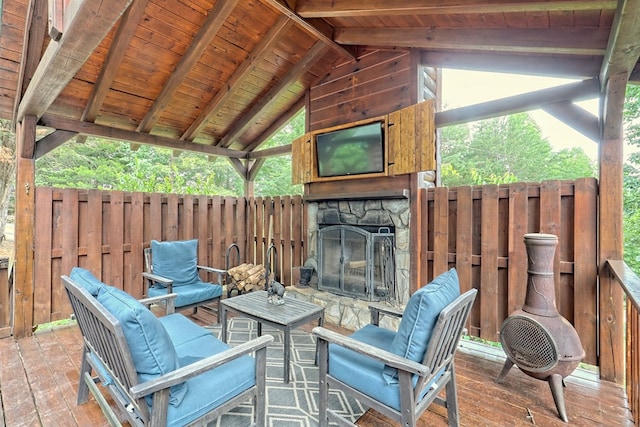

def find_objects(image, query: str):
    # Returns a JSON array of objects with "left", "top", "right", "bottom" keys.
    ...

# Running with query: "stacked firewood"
[{"left": 227, "top": 263, "right": 268, "bottom": 293}]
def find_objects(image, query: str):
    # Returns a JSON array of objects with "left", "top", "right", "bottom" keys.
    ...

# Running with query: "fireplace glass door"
[{"left": 318, "top": 225, "right": 394, "bottom": 301}]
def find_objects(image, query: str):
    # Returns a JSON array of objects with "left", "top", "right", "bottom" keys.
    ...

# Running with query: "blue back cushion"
[
  {"left": 383, "top": 268, "right": 460, "bottom": 384},
  {"left": 151, "top": 240, "right": 200, "bottom": 287},
  {"left": 70, "top": 267, "right": 104, "bottom": 296},
  {"left": 96, "top": 285, "right": 188, "bottom": 406}
]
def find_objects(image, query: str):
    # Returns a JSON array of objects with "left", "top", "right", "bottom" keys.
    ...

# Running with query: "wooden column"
[
  {"left": 14, "top": 116, "right": 37, "bottom": 338},
  {"left": 598, "top": 72, "right": 626, "bottom": 383}
]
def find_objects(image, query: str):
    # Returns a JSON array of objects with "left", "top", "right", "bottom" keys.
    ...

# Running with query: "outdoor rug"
[{"left": 206, "top": 318, "right": 366, "bottom": 427}]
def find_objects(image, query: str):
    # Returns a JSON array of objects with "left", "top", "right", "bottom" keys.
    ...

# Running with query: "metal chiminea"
[{"left": 496, "top": 233, "right": 585, "bottom": 422}]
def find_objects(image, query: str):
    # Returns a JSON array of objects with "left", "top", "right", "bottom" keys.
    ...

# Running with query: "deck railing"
[{"left": 605, "top": 259, "right": 640, "bottom": 425}]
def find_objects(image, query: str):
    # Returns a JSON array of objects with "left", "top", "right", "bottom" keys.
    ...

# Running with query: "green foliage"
[
  {"left": 440, "top": 113, "right": 597, "bottom": 186},
  {"left": 623, "top": 85, "right": 640, "bottom": 274}
]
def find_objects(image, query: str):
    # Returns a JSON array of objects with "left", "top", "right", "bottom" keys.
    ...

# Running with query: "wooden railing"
[
  {"left": 0, "top": 257, "right": 11, "bottom": 338},
  {"left": 605, "top": 259, "right": 640, "bottom": 424}
]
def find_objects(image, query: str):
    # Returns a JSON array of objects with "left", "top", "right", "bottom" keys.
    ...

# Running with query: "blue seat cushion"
[
  {"left": 158, "top": 313, "right": 213, "bottom": 348},
  {"left": 329, "top": 325, "right": 404, "bottom": 411},
  {"left": 151, "top": 239, "right": 201, "bottom": 287},
  {"left": 166, "top": 334, "right": 256, "bottom": 427},
  {"left": 148, "top": 281, "right": 222, "bottom": 308},
  {"left": 383, "top": 268, "right": 460, "bottom": 384},
  {"left": 96, "top": 284, "right": 188, "bottom": 406},
  {"left": 70, "top": 267, "right": 104, "bottom": 296}
]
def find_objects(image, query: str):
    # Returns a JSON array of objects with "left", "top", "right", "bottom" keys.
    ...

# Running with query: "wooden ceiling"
[{"left": 1, "top": 0, "right": 639, "bottom": 160}]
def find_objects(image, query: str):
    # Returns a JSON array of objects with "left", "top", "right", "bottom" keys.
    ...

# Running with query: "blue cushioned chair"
[
  {"left": 313, "top": 269, "right": 477, "bottom": 427},
  {"left": 143, "top": 239, "right": 225, "bottom": 322},
  {"left": 65, "top": 268, "right": 272, "bottom": 427}
]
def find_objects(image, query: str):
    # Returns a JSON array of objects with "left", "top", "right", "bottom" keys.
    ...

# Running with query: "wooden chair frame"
[{"left": 313, "top": 289, "right": 477, "bottom": 427}]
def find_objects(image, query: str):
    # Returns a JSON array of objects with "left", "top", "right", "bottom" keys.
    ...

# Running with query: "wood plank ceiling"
[{"left": 1, "top": 0, "right": 639, "bottom": 160}]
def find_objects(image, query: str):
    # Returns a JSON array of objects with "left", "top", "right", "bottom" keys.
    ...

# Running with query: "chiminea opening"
[{"left": 317, "top": 224, "right": 395, "bottom": 301}]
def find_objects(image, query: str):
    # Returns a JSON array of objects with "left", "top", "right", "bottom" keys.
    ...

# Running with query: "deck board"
[{"left": 0, "top": 322, "right": 633, "bottom": 427}]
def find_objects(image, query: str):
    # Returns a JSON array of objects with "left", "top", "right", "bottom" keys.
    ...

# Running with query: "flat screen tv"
[{"left": 315, "top": 121, "right": 385, "bottom": 178}]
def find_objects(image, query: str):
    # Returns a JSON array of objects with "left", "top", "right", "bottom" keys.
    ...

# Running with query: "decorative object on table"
[
  {"left": 267, "top": 280, "right": 286, "bottom": 305},
  {"left": 496, "top": 233, "right": 585, "bottom": 423},
  {"left": 297, "top": 266, "right": 313, "bottom": 288}
]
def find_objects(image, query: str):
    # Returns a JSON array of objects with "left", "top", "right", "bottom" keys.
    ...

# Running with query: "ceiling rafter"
[
  {"left": 599, "top": 0, "right": 640, "bottom": 84},
  {"left": 296, "top": 0, "right": 617, "bottom": 17},
  {"left": 243, "top": 96, "right": 305, "bottom": 153},
  {"left": 136, "top": 0, "right": 240, "bottom": 133},
  {"left": 82, "top": 0, "right": 150, "bottom": 123},
  {"left": 217, "top": 41, "right": 329, "bottom": 148},
  {"left": 181, "top": 15, "right": 294, "bottom": 141},
  {"left": 17, "top": 0, "right": 133, "bottom": 122},
  {"left": 262, "top": 0, "right": 356, "bottom": 61},
  {"left": 38, "top": 114, "right": 247, "bottom": 158},
  {"left": 335, "top": 28, "right": 610, "bottom": 55},
  {"left": 421, "top": 51, "right": 601, "bottom": 79},
  {"left": 435, "top": 78, "right": 599, "bottom": 127},
  {"left": 12, "top": 0, "right": 48, "bottom": 126}
]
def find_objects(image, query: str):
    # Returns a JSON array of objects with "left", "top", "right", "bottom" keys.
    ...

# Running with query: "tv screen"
[{"left": 315, "top": 121, "right": 385, "bottom": 178}]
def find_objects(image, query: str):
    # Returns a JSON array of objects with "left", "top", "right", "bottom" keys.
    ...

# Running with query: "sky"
[{"left": 440, "top": 69, "right": 602, "bottom": 160}]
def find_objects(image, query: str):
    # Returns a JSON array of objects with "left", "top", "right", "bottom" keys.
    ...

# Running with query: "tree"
[
  {"left": 0, "top": 120, "right": 15, "bottom": 241},
  {"left": 623, "top": 85, "right": 640, "bottom": 274},
  {"left": 440, "top": 113, "right": 597, "bottom": 186}
]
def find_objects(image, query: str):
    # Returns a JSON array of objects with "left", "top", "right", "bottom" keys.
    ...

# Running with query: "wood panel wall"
[
  {"left": 419, "top": 178, "right": 599, "bottom": 365},
  {"left": 308, "top": 49, "right": 413, "bottom": 131}
]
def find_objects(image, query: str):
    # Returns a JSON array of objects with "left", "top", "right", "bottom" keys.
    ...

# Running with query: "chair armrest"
[
  {"left": 312, "top": 327, "right": 427, "bottom": 376},
  {"left": 196, "top": 265, "right": 227, "bottom": 283},
  {"left": 138, "top": 293, "right": 177, "bottom": 314},
  {"left": 368, "top": 303, "right": 403, "bottom": 325},
  {"left": 142, "top": 271, "right": 173, "bottom": 288},
  {"left": 129, "top": 335, "right": 274, "bottom": 399}
]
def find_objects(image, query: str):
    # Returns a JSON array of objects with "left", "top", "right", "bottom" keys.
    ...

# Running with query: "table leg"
[
  {"left": 221, "top": 306, "right": 228, "bottom": 343},
  {"left": 284, "top": 326, "right": 291, "bottom": 383},
  {"left": 315, "top": 314, "right": 324, "bottom": 366}
]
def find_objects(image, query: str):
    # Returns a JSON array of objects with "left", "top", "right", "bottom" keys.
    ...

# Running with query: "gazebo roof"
[{"left": 1, "top": 1, "right": 639, "bottom": 159}]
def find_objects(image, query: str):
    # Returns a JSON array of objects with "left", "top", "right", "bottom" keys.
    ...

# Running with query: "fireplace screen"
[{"left": 318, "top": 225, "right": 395, "bottom": 301}]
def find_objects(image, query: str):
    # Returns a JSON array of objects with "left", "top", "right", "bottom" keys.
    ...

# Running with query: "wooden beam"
[
  {"left": 34, "top": 129, "right": 77, "bottom": 159},
  {"left": 422, "top": 51, "right": 601, "bottom": 79},
  {"left": 435, "top": 78, "right": 599, "bottom": 128},
  {"left": 247, "top": 158, "right": 267, "bottom": 181},
  {"left": 218, "top": 42, "right": 329, "bottom": 148},
  {"left": 38, "top": 114, "right": 247, "bottom": 158},
  {"left": 82, "top": 0, "right": 150, "bottom": 122},
  {"left": 136, "top": 0, "right": 240, "bottom": 133},
  {"left": 599, "top": 0, "right": 640, "bottom": 84},
  {"left": 541, "top": 101, "right": 600, "bottom": 142},
  {"left": 263, "top": 0, "right": 356, "bottom": 60},
  {"left": 12, "top": 0, "right": 48, "bottom": 125},
  {"left": 334, "top": 28, "right": 609, "bottom": 55},
  {"left": 16, "top": 0, "right": 133, "bottom": 122},
  {"left": 243, "top": 96, "right": 305, "bottom": 152},
  {"left": 248, "top": 144, "right": 292, "bottom": 159},
  {"left": 181, "top": 16, "right": 294, "bottom": 141},
  {"left": 296, "top": 0, "right": 617, "bottom": 17},
  {"left": 598, "top": 72, "right": 626, "bottom": 383}
]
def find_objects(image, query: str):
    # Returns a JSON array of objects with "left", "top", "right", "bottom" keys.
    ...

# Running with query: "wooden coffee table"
[{"left": 220, "top": 290, "right": 325, "bottom": 383}]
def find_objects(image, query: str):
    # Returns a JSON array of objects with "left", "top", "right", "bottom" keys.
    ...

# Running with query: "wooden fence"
[
  {"left": 418, "top": 178, "right": 599, "bottom": 365},
  {"left": 31, "top": 188, "right": 306, "bottom": 327},
  {"left": 12, "top": 179, "right": 601, "bottom": 367}
]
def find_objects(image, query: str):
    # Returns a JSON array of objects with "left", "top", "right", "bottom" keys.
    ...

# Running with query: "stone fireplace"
[{"left": 288, "top": 197, "right": 411, "bottom": 330}]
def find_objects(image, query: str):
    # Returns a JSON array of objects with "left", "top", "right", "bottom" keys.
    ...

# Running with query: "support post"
[
  {"left": 13, "top": 116, "right": 37, "bottom": 338},
  {"left": 598, "top": 72, "right": 626, "bottom": 383}
]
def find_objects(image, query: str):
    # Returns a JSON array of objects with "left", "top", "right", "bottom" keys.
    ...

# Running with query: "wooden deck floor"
[{"left": 0, "top": 321, "right": 633, "bottom": 427}]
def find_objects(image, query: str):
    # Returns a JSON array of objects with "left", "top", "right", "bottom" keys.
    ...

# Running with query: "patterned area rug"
[{"left": 206, "top": 318, "right": 365, "bottom": 427}]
